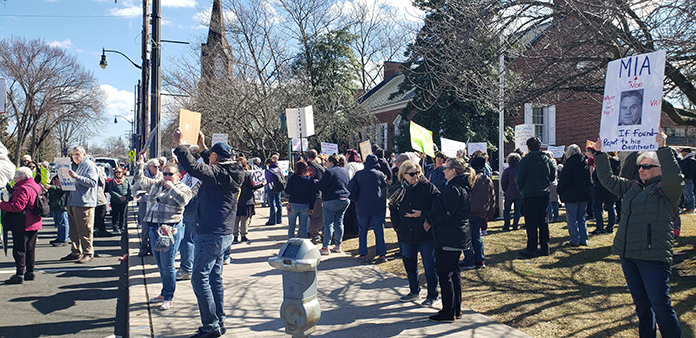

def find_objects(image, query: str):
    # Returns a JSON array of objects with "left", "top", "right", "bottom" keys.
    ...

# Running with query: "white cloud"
[
  {"left": 48, "top": 38, "right": 73, "bottom": 49},
  {"left": 163, "top": 0, "right": 197, "bottom": 8},
  {"left": 100, "top": 84, "right": 135, "bottom": 120},
  {"left": 193, "top": 8, "right": 237, "bottom": 28},
  {"left": 110, "top": 5, "right": 141, "bottom": 17},
  {"left": 76, "top": 48, "right": 86, "bottom": 53}
]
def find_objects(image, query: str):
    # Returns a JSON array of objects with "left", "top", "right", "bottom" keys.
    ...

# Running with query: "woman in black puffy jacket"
[
  {"left": 389, "top": 160, "right": 440, "bottom": 306},
  {"left": 558, "top": 144, "right": 592, "bottom": 247}
]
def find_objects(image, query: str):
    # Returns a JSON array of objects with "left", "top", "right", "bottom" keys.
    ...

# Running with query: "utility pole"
[
  {"left": 150, "top": 0, "right": 161, "bottom": 157},
  {"left": 141, "top": 0, "right": 150, "bottom": 154}
]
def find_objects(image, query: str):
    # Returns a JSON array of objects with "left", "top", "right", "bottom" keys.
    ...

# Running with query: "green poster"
[{"left": 409, "top": 121, "right": 435, "bottom": 157}]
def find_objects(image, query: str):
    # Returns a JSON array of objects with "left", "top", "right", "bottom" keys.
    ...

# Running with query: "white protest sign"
[
  {"left": 467, "top": 142, "right": 487, "bottom": 156},
  {"left": 515, "top": 124, "right": 535, "bottom": 153},
  {"left": 286, "top": 106, "right": 315, "bottom": 139},
  {"left": 321, "top": 142, "right": 338, "bottom": 155},
  {"left": 277, "top": 160, "right": 290, "bottom": 176},
  {"left": 0, "top": 78, "right": 5, "bottom": 114},
  {"left": 440, "top": 137, "right": 466, "bottom": 158},
  {"left": 291, "top": 138, "right": 308, "bottom": 152},
  {"left": 54, "top": 157, "right": 76, "bottom": 191},
  {"left": 250, "top": 169, "right": 265, "bottom": 202},
  {"left": 211, "top": 133, "right": 228, "bottom": 145},
  {"left": 599, "top": 51, "right": 666, "bottom": 152},
  {"left": 547, "top": 145, "right": 565, "bottom": 158}
]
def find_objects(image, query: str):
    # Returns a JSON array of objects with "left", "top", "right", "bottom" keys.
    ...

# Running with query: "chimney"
[{"left": 383, "top": 61, "right": 402, "bottom": 80}]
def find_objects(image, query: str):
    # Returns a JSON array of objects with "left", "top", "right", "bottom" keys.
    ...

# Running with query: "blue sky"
[
  {"left": 0, "top": 0, "right": 421, "bottom": 149},
  {"left": 0, "top": 0, "right": 211, "bottom": 147}
]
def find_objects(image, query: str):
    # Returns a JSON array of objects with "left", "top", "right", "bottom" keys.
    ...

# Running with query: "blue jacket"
[
  {"left": 348, "top": 155, "right": 388, "bottom": 217},
  {"left": 69, "top": 159, "right": 98, "bottom": 208},
  {"left": 316, "top": 166, "right": 350, "bottom": 201}
]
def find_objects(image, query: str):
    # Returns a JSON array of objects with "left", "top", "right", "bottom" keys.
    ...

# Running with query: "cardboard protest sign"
[
  {"left": 515, "top": 124, "right": 535, "bottom": 153},
  {"left": 292, "top": 138, "right": 308, "bottom": 152},
  {"left": 409, "top": 121, "right": 435, "bottom": 157},
  {"left": 440, "top": 137, "right": 466, "bottom": 158},
  {"left": 467, "top": 142, "right": 487, "bottom": 156},
  {"left": 286, "top": 106, "right": 315, "bottom": 139},
  {"left": 359, "top": 140, "right": 372, "bottom": 161},
  {"left": 211, "top": 133, "right": 228, "bottom": 145},
  {"left": 55, "top": 157, "right": 76, "bottom": 191},
  {"left": 548, "top": 145, "right": 565, "bottom": 158},
  {"left": 599, "top": 51, "right": 666, "bottom": 152},
  {"left": 179, "top": 109, "right": 201, "bottom": 145},
  {"left": 321, "top": 142, "right": 338, "bottom": 155}
]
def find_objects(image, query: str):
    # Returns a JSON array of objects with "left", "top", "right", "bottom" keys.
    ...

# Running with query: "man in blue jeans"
[
  {"left": 174, "top": 129, "right": 244, "bottom": 338},
  {"left": 348, "top": 155, "right": 389, "bottom": 263}
]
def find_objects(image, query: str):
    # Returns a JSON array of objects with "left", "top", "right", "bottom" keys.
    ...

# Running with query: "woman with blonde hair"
[{"left": 390, "top": 160, "right": 440, "bottom": 306}]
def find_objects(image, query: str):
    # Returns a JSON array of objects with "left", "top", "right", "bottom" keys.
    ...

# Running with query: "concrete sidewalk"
[{"left": 128, "top": 208, "right": 531, "bottom": 338}]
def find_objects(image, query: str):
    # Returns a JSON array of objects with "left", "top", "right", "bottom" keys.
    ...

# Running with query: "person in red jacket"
[{"left": 2, "top": 167, "right": 43, "bottom": 284}]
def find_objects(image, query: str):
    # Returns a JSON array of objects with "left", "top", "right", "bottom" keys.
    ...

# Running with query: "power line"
[{"left": 0, "top": 14, "right": 137, "bottom": 18}]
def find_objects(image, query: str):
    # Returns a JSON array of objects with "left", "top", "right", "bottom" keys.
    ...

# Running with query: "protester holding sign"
[
  {"left": 592, "top": 130, "right": 682, "bottom": 338},
  {"left": 233, "top": 157, "right": 265, "bottom": 242},
  {"left": 557, "top": 145, "right": 592, "bottom": 248}
]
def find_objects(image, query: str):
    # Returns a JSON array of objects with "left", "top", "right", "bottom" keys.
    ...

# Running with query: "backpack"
[
  {"left": 28, "top": 185, "right": 50, "bottom": 217},
  {"left": 271, "top": 170, "right": 287, "bottom": 193}
]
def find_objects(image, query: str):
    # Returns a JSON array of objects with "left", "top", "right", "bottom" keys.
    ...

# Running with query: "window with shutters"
[{"left": 524, "top": 103, "right": 556, "bottom": 146}]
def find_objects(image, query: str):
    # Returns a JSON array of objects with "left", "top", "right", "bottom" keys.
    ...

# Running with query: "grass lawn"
[{"left": 340, "top": 208, "right": 696, "bottom": 338}]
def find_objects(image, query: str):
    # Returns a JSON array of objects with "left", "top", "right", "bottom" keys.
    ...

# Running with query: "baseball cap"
[{"left": 207, "top": 142, "right": 235, "bottom": 159}]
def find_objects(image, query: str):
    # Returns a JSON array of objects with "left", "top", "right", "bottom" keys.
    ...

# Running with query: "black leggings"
[
  {"left": 12, "top": 229, "right": 38, "bottom": 275},
  {"left": 435, "top": 248, "right": 462, "bottom": 318},
  {"left": 111, "top": 202, "right": 128, "bottom": 231}
]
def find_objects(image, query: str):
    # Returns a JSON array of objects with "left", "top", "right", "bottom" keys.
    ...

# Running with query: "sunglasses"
[
  {"left": 162, "top": 172, "right": 176, "bottom": 177},
  {"left": 638, "top": 164, "right": 660, "bottom": 170},
  {"left": 115, "top": 171, "right": 123, "bottom": 174},
  {"left": 405, "top": 172, "right": 420, "bottom": 177}
]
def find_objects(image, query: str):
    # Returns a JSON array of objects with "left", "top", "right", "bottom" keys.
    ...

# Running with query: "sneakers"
[
  {"left": 330, "top": 245, "right": 342, "bottom": 253},
  {"left": 400, "top": 292, "right": 420, "bottom": 302},
  {"left": 459, "top": 263, "right": 476, "bottom": 270},
  {"left": 562, "top": 241, "right": 580, "bottom": 247},
  {"left": 188, "top": 329, "right": 221, "bottom": 338},
  {"left": 5, "top": 274, "right": 23, "bottom": 284},
  {"left": 475, "top": 262, "right": 486, "bottom": 269},
  {"left": 232, "top": 236, "right": 239, "bottom": 244},
  {"left": 176, "top": 270, "right": 191, "bottom": 281},
  {"left": 518, "top": 249, "right": 538, "bottom": 258},
  {"left": 76, "top": 255, "right": 94, "bottom": 263},
  {"left": 372, "top": 255, "right": 388, "bottom": 264},
  {"left": 480, "top": 230, "right": 488, "bottom": 236},
  {"left": 150, "top": 295, "right": 164, "bottom": 303},
  {"left": 429, "top": 313, "right": 455, "bottom": 323},
  {"left": 60, "top": 253, "right": 81, "bottom": 261},
  {"left": 241, "top": 236, "right": 249, "bottom": 242},
  {"left": 421, "top": 297, "right": 439, "bottom": 307},
  {"left": 357, "top": 255, "right": 368, "bottom": 263},
  {"left": 24, "top": 271, "right": 35, "bottom": 281},
  {"left": 50, "top": 240, "right": 68, "bottom": 247},
  {"left": 223, "top": 257, "right": 233, "bottom": 265},
  {"left": 160, "top": 300, "right": 173, "bottom": 310},
  {"left": 319, "top": 247, "right": 330, "bottom": 256}
]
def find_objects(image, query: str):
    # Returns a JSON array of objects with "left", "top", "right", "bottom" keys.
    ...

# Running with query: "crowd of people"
[{"left": 0, "top": 126, "right": 685, "bottom": 336}]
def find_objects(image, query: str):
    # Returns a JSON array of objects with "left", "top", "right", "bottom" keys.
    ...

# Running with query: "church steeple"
[{"left": 201, "top": 0, "right": 232, "bottom": 82}]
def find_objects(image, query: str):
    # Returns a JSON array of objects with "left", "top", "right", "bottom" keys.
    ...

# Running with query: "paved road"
[{"left": 0, "top": 205, "right": 131, "bottom": 338}]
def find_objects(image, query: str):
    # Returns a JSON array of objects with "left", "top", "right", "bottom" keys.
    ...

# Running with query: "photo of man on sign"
[{"left": 618, "top": 89, "right": 643, "bottom": 126}]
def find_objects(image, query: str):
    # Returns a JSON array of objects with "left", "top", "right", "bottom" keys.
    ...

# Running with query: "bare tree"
[
  {"left": 403, "top": 0, "right": 696, "bottom": 125},
  {"left": 0, "top": 37, "right": 106, "bottom": 164},
  {"left": 337, "top": 0, "right": 417, "bottom": 91}
]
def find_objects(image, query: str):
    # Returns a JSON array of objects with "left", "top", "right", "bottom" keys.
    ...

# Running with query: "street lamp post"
[{"left": 100, "top": 48, "right": 149, "bottom": 156}]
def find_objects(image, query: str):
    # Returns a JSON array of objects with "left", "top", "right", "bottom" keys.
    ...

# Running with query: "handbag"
[{"left": 153, "top": 224, "right": 176, "bottom": 252}]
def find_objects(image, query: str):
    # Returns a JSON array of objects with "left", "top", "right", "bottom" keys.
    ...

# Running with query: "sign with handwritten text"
[
  {"left": 599, "top": 50, "right": 666, "bottom": 151},
  {"left": 515, "top": 124, "right": 535, "bottom": 153},
  {"left": 55, "top": 157, "right": 76, "bottom": 191},
  {"left": 547, "top": 145, "right": 565, "bottom": 158},
  {"left": 251, "top": 169, "right": 265, "bottom": 202}
]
